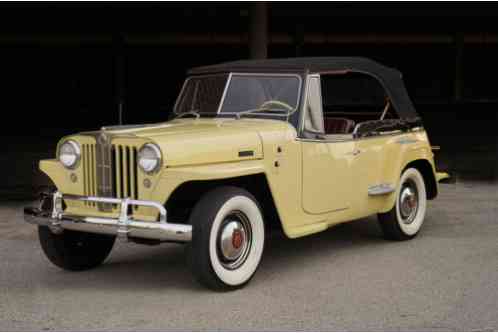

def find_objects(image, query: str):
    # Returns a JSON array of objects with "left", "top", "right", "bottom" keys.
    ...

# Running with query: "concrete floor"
[{"left": 0, "top": 182, "right": 497, "bottom": 331}]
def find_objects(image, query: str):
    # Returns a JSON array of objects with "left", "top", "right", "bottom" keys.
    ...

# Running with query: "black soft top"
[{"left": 189, "top": 57, "right": 418, "bottom": 119}]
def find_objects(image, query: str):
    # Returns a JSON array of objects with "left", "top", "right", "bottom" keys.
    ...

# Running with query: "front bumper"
[{"left": 23, "top": 192, "right": 192, "bottom": 242}]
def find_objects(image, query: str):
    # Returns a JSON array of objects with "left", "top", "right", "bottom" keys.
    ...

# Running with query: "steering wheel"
[{"left": 259, "top": 100, "right": 294, "bottom": 113}]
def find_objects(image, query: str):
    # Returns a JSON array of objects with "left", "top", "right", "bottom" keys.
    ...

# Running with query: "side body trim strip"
[{"left": 368, "top": 183, "right": 396, "bottom": 196}]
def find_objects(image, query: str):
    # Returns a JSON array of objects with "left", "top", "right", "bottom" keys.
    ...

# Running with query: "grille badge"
[{"left": 95, "top": 130, "right": 114, "bottom": 211}]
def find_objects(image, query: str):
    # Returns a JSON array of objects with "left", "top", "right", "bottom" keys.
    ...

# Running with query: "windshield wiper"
[
  {"left": 175, "top": 110, "right": 201, "bottom": 120},
  {"left": 235, "top": 107, "right": 291, "bottom": 119}
]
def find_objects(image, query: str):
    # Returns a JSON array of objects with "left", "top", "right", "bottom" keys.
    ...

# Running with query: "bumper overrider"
[{"left": 23, "top": 192, "right": 192, "bottom": 242}]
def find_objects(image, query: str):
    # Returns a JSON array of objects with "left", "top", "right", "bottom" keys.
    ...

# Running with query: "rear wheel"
[
  {"left": 38, "top": 227, "right": 115, "bottom": 271},
  {"left": 378, "top": 167, "right": 427, "bottom": 240},
  {"left": 189, "top": 186, "right": 265, "bottom": 291}
]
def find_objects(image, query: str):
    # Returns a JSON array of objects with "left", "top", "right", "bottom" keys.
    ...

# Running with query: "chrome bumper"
[{"left": 23, "top": 192, "right": 192, "bottom": 242}]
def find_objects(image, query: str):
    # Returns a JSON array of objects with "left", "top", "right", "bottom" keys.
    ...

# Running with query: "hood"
[{"left": 99, "top": 118, "right": 290, "bottom": 167}]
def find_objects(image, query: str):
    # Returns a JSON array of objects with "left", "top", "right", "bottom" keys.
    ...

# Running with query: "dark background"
[{"left": 1, "top": 2, "right": 497, "bottom": 198}]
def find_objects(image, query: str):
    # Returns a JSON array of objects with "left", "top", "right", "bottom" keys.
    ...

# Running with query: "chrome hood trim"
[{"left": 101, "top": 123, "right": 162, "bottom": 131}]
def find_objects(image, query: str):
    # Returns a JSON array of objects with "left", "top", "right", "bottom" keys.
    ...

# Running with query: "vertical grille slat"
[
  {"left": 83, "top": 144, "right": 88, "bottom": 203},
  {"left": 86, "top": 145, "right": 90, "bottom": 201},
  {"left": 119, "top": 146, "right": 124, "bottom": 198},
  {"left": 129, "top": 147, "right": 136, "bottom": 200},
  {"left": 90, "top": 144, "right": 96, "bottom": 205},
  {"left": 122, "top": 146, "right": 129, "bottom": 198},
  {"left": 114, "top": 146, "right": 121, "bottom": 199},
  {"left": 133, "top": 147, "right": 138, "bottom": 209}
]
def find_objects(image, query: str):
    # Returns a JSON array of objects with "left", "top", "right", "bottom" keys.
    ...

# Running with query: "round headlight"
[
  {"left": 58, "top": 140, "right": 81, "bottom": 169},
  {"left": 138, "top": 143, "right": 162, "bottom": 174}
]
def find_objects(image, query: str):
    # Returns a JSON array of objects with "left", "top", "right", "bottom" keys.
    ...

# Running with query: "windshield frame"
[{"left": 173, "top": 72, "right": 303, "bottom": 118}]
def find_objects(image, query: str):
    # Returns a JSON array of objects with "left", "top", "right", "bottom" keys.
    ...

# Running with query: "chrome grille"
[
  {"left": 81, "top": 142, "right": 139, "bottom": 211},
  {"left": 111, "top": 145, "right": 139, "bottom": 202},
  {"left": 82, "top": 144, "right": 97, "bottom": 206}
]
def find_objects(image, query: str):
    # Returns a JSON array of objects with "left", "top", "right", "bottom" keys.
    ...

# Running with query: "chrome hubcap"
[
  {"left": 399, "top": 180, "right": 419, "bottom": 224},
  {"left": 217, "top": 211, "right": 252, "bottom": 270}
]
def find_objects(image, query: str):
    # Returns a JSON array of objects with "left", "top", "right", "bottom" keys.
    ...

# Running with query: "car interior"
[{"left": 303, "top": 72, "right": 399, "bottom": 140}]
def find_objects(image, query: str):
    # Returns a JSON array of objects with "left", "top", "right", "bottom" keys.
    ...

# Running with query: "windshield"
[
  {"left": 174, "top": 74, "right": 228, "bottom": 115},
  {"left": 220, "top": 75, "right": 301, "bottom": 115},
  {"left": 174, "top": 74, "right": 301, "bottom": 117}
]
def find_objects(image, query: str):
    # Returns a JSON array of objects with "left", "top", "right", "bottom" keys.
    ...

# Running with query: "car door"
[
  {"left": 349, "top": 136, "right": 387, "bottom": 216},
  {"left": 301, "top": 75, "right": 354, "bottom": 214}
]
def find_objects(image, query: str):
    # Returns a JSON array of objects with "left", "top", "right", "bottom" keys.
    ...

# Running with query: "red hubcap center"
[{"left": 232, "top": 229, "right": 244, "bottom": 249}]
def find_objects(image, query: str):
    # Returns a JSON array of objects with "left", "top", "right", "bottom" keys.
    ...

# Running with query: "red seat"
[{"left": 324, "top": 117, "right": 355, "bottom": 134}]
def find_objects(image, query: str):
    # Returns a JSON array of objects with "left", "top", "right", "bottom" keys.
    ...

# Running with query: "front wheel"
[
  {"left": 38, "top": 226, "right": 115, "bottom": 271},
  {"left": 378, "top": 167, "right": 427, "bottom": 240},
  {"left": 189, "top": 186, "right": 265, "bottom": 291}
]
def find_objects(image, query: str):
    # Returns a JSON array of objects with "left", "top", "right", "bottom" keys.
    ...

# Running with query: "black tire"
[
  {"left": 38, "top": 226, "right": 115, "bottom": 271},
  {"left": 378, "top": 207, "right": 413, "bottom": 241},
  {"left": 189, "top": 186, "right": 265, "bottom": 291},
  {"left": 378, "top": 167, "right": 427, "bottom": 241}
]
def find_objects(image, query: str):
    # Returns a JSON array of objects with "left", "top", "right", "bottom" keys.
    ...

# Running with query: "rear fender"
[{"left": 378, "top": 139, "right": 438, "bottom": 213}]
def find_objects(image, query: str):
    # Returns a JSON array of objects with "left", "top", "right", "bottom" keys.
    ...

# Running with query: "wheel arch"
[
  {"left": 403, "top": 159, "right": 438, "bottom": 200},
  {"left": 164, "top": 173, "right": 283, "bottom": 232}
]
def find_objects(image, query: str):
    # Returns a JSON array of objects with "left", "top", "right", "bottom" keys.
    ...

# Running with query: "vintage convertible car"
[{"left": 24, "top": 57, "right": 449, "bottom": 290}]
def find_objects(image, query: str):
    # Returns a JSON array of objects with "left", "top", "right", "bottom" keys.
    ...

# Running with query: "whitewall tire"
[
  {"left": 378, "top": 167, "right": 427, "bottom": 240},
  {"left": 189, "top": 186, "right": 265, "bottom": 291}
]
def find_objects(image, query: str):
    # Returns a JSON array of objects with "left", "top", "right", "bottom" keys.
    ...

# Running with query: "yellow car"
[{"left": 24, "top": 57, "right": 449, "bottom": 290}]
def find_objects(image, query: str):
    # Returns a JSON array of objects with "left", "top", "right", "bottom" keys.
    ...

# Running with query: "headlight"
[
  {"left": 138, "top": 143, "right": 162, "bottom": 174},
  {"left": 58, "top": 140, "right": 81, "bottom": 169}
]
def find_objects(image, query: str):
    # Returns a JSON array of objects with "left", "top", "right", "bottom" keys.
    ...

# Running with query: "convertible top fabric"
[{"left": 188, "top": 57, "right": 418, "bottom": 119}]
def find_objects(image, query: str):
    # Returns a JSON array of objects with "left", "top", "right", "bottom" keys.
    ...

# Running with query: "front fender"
[{"left": 150, "top": 159, "right": 268, "bottom": 208}]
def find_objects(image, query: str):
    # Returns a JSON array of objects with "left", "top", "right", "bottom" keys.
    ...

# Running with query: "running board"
[{"left": 368, "top": 183, "right": 395, "bottom": 196}]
